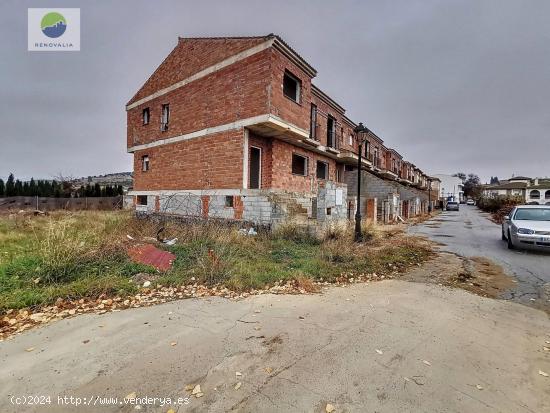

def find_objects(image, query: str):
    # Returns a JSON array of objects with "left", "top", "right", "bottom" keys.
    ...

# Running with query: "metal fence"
[{"left": 0, "top": 196, "right": 123, "bottom": 211}]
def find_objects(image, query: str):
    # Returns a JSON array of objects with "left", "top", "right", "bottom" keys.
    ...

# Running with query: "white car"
[
  {"left": 466, "top": 199, "right": 475, "bottom": 205},
  {"left": 502, "top": 205, "right": 550, "bottom": 250}
]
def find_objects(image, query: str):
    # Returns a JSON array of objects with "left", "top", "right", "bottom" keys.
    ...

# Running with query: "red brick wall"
[
  {"left": 128, "top": 50, "right": 272, "bottom": 148},
  {"left": 270, "top": 139, "right": 338, "bottom": 192},
  {"left": 268, "top": 49, "right": 313, "bottom": 132},
  {"left": 128, "top": 37, "right": 267, "bottom": 105},
  {"left": 133, "top": 129, "right": 244, "bottom": 190}
]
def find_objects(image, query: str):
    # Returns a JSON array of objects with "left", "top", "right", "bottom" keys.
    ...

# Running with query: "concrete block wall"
[
  {"left": 345, "top": 170, "right": 430, "bottom": 221},
  {"left": 135, "top": 184, "right": 348, "bottom": 230},
  {"left": 315, "top": 182, "right": 347, "bottom": 224}
]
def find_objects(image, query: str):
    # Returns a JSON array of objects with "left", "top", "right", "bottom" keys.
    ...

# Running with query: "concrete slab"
[{"left": 0, "top": 281, "right": 548, "bottom": 412}]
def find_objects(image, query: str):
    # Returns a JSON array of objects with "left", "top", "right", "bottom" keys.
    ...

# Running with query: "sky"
[{"left": 1, "top": 0, "right": 549, "bottom": 183}]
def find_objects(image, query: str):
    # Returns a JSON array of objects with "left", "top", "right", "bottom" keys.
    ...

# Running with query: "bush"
[
  {"left": 477, "top": 196, "right": 522, "bottom": 213},
  {"left": 272, "top": 223, "right": 319, "bottom": 244}
]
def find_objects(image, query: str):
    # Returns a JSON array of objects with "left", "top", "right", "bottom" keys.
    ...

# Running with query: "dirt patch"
[
  {"left": 402, "top": 253, "right": 515, "bottom": 300},
  {"left": 452, "top": 256, "right": 515, "bottom": 298}
]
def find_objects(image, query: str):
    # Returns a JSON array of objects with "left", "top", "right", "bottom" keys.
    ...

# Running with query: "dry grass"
[{"left": 0, "top": 211, "right": 434, "bottom": 311}]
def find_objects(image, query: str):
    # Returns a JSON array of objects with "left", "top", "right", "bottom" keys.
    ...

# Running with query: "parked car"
[
  {"left": 446, "top": 201, "right": 460, "bottom": 211},
  {"left": 502, "top": 205, "right": 550, "bottom": 250},
  {"left": 466, "top": 199, "right": 475, "bottom": 205}
]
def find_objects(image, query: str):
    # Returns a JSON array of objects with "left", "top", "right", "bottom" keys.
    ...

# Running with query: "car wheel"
[{"left": 507, "top": 230, "right": 514, "bottom": 249}]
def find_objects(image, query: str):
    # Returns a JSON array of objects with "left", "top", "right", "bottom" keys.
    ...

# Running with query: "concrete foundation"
[{"left": 130, "top": 181, "right": 348, "bottom": 232}]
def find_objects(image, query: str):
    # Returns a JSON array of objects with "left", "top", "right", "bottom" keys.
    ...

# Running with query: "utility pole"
[
  {"left": 353, "top": 123, "right": 370, "bottom": 242},
  {"left": 428, "top": 178, "right": 433, "bottom": 213}
]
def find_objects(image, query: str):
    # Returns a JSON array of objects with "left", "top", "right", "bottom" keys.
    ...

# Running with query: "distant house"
[
  {"left": 482, "top": 176, "right": 550, "bottom": 205},
  {"left": 432, "top": 174, "right": 464, "bottom": 202}
]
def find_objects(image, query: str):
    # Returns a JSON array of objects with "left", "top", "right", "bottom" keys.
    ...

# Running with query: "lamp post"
[
  {"left": 427, "top": 178, "right": 433, "bottom": 213},
  {"left": 353, "top": 122, "right": 370, "bottom": 242}
]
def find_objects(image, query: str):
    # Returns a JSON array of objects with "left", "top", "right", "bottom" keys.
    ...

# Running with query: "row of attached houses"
[
  {"left": 126, "top": 34, "right": 435, "bottom": 229},
  {"left": 483, "top": 176, "right": 550, "bottom": 205}
]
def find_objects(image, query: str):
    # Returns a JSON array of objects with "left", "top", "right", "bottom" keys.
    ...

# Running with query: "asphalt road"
[
  {"left": 409, "top": 206, "right": 550, "bottom": 304},
  {"left": 1, "top": 281, "right": 549, "bottom": 413}
]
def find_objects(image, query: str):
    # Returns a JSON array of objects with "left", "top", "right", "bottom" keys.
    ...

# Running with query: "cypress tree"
[
  {"left": 0, "top": 179, "right": 4, "bottom": 196},
  {"left": 6, "top": 173, "right": 15, "bottom": 196},
  {"left": 29, "top": 178, "right": 37, "bottom": 196},
  {"left": 14, "top": 180, "right": 23, "bottom": 196}
]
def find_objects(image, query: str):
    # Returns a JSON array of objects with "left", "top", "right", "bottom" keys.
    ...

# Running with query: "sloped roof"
[
  {"left": 127, "top": 34, "right": 317, "bottom": 106},
  {"left": 485, "top": 182, "right": 527, "bottom": 190}
]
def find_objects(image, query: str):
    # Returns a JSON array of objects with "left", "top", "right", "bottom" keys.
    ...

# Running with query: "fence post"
[{"left": 36, "top": 195, "right": 38, "bottom": 210}]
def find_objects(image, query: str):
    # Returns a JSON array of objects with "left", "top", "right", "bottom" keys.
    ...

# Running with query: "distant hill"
[{"left": 72, "top": 172, "right": 133, "bottom": 189}]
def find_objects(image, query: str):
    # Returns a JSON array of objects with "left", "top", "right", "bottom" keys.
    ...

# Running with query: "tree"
[
  {"left": 489, "top": 176, "right": 500, "bottom": 185},
  {"left": 93, "top": 183, "right": 101, "bottom": 197},
  {"left": 463, "top": 173, "right": 483, "bottom": 199},
  {"left": 5, "top": 173, "right": 15, "bottom": 196},
  {"left": 29, "top": 178, "right": 37, "bottom": 196},
  {"left": 0, "top": 179, "right": 4, "bottom": 197},
  {"left": 14, "top": 179, "right": 23, "bottom": 196},
  {"left": 454, "top": 172, "right": 467, "bottom": 182}
]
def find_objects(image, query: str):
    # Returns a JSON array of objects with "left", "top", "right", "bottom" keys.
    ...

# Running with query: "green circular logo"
[{"left": 41, "top": 12, "right": 67, "bottom": 38}]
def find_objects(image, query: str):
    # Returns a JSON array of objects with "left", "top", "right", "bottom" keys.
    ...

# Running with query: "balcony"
[
  {"left": 326, "top": 129, "right": 339, "bottom": 154},
  {"left": 246, "top": 114, "right": 344, "bottom": 162},
  {"left": 337, "top": 149, "right": 373, "bottom": 168},
  {"left": 305, "top": 122, "right": 321, "bottom": 147}
]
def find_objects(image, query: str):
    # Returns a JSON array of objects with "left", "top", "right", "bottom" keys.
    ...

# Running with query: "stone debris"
[
  {"left": 326, "top": 403, "right": 336, "bottom": 412},
  {"left": 0, "top": 271, "right": 395, "bottom": 340}
]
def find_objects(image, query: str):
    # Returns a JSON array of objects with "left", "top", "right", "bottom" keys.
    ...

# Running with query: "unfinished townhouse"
[{"left": 126, "top": 34, "right": 432, "bottom": 229}]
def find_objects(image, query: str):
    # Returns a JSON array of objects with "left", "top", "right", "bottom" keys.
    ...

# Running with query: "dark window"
[
  {"left": 546, "top": 190, "right": 550, "bottom": 200},
  {"left": 137, "top": 195, "right": 148, "bottom": 206},
  {"left": 530, "top": 190, "right": 540, "bottom": 199},
  {"left": 327, "top": 116, "right": 336, "bottom": 148},
  {"left": 326, "top": 207, "right": 332, "bottom": 216},
  {"left": 310, "top": 104, "right": 317, "bottom": 139},
  {"left": 292, "top": 153, "right": 307, "bottom": 176},
  {"left": 161, "top": 104, "right": 170, "bottom": 131},
  {"left": 316, "top": 161, "right": 328, "bottom": 180},
  {"left": 142, "top": 155, "right": 150, "bottom": 172},
  {"left": 283, "top": 71, "right": 300, "bottom": 103},
  {"left": 142, "top": 108, "right": 150, "bottom": 125},
  {"left": 225, "top": 196, "right": 234, "bottom": 207}
]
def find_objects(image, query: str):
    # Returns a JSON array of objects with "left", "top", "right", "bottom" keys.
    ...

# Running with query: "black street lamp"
[
  {"left": 353, "top": 122, "right": 370, "bottom": 242},
  {"left": 427, "top": 177, "right": 433, "bottom": 213}
]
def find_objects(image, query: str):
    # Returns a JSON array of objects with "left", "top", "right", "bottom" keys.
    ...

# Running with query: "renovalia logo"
[{"left": 28, "top": 8, "right": 80, "bottom": 51}]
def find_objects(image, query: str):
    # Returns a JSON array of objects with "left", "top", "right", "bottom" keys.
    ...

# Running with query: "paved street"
[
  {"left": 410, "top": 206, "right": 550, "bottom": 305},
  {"left": 1, "top": 281, "right": 549, "bottom": 413}
]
